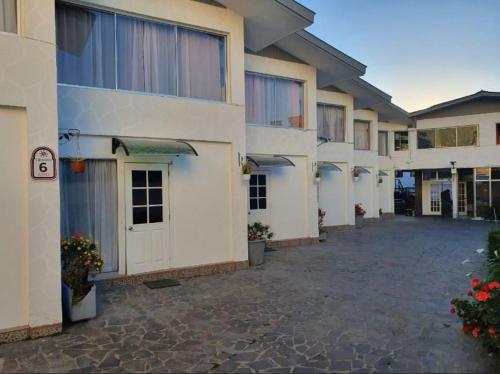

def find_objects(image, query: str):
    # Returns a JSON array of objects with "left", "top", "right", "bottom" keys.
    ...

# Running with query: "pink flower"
[{"left": 72, "top": 232, "right": 81, "bottom": 238}]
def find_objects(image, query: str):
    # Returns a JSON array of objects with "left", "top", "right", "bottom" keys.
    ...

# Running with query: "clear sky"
[{"left": 298, "top": 0, "right": 500, "bottom": 112}]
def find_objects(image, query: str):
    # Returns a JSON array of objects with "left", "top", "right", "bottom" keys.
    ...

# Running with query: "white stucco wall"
[
  {"left": 245, "top": 53, "right": 318, "bottom": 240},
  {"left": 58, "top": 0, "right": 248, "bottom": 273},
  {"left": 0, "top": 1, "right": 61, "bottom": 331}
]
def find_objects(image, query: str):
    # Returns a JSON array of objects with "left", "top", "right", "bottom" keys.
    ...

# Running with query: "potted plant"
[
  {"left": 61, "top": 232, "right": 103, "bottom": 322},
  {"left": 352, "top": 167, "right": 361, "bottom": 182},
  {"left": 242, "top": 162, "right": 252, "bottom": 181},
  {"left": 70, "top": 158, "right": 85, "bottom": 173},
  {"left": 318, "top": 208, "right": 327, "bottom": 242},
  {"left": 247, "top": 222, "right": 274, "bottom": 266},
  {"left": 355, "top": 203, "right": 366, "bottom": 228},
  {"left": 315, "top": 170, "right": 321, "bottom": 183}
]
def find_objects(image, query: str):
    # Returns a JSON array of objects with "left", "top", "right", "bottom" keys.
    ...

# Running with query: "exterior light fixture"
[{"left": 450, "top": 161, "right": 457, "bottom": 175}]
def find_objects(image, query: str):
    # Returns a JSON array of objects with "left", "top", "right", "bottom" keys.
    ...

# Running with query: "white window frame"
[
  {"left": 378, "top": 130, "right": 388, "bottom": 156},
  {"left": 317, "top": 103, "right": 346, "bottom": 142},
  {"left": 354, "top": 120, "right": 371, "bottom": 150},
  {"left": 248, "top": 172, "right": 269, "bottom": 213},
  {"left": 0, "top": 0, "right": 18, "bottom": 35}
]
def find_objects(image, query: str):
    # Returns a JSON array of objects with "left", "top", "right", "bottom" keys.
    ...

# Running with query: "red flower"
[
  {"left": 488, "top": 281, "right": 500, "bottom": 290},
  {"left": 467, "top": 290, "right": 473, "bottom": 297},
  {"left": 450, "top": 306, "right": 456, "bottom": 314},
  {"left": 472, "top": 327, "right": 480, "bottom": 338},
  {"left": 471, "top": 278, "right": 481, "bottom": 289},
  {"left": 83, "top": 259, "right": 90, "bottom": 267},
  {"left": 475, "top": 291, "right": 490, "bottom": 302},
  {"left": 488, "top": 327, "right": 496, "bottom": 336},
  {"left": 73, "top": 232, "right": 81, "bottom": 238},
  {"left": 480, "top": 284, "right": 489, "bottom": 292},
  {"left": 463, "top": 324, "right": 471, "bottom": 334}
]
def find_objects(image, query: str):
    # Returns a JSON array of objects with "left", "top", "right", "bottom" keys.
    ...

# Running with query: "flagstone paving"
[{"left": 1, "top": 217, "right": 499, "bottom": 373}]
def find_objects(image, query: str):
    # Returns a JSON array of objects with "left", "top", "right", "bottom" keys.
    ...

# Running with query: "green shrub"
[{"left": 487, "top": 229, "right": 500, "bottom": 281}]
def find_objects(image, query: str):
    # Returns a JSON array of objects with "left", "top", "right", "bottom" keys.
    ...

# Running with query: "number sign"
[{"left": 31, "top": 147, "right": 56, "bottom": 180}]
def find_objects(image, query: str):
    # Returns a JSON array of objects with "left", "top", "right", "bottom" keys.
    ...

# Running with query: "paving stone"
[{"left": 0, "top": 218, "right": 498, "bottom": 373}]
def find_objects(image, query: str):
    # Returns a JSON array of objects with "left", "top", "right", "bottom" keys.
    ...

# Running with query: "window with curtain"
[
  {"left": 457, "top": 125, "right": 478, "bottom": 146},
  {"left": 394, "top": 131, "right": 408, "bottom": 150},
  {"left": 497, "top": 124, "right": 500, "bottom": 145},
  {"left": 0, "top": 0, "right": 16, "bottom": 33},
  {"left": 245, "top": 72, "right": 304, "bottom": 128},
  {"left": 417, "top": 129, "right": 436, "bottom": 149},
  {"left": 60, "top": 160, "right": 118, "bottom": 273},
  {"left": 56, "top": 2, "right": 116, "bottom": 89},
  {"left": 378, "top": 131, "right": 388, "bottom": 156},
  {"left": 317, "top": 104, "right": 345, "bottom": 142},
  {"left": 56, "top": 2, "right": 226, "bottom": 101},
  {"left": 354, "top": 120, "right": 370, "bottom": 150}
]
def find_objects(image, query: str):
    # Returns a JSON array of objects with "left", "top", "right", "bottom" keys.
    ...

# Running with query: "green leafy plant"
[
  {"left": 315, "top": 170, "right": 321, "bottom": 178},
  {"left": 352, "top": 167, "right": 361, "bottom": 178},
  {"left": 248, "top": 222, "right": 274, "bottom": 241},
  {"left": 242, "top": 162, "right": 252, "bottom": 175},
  {"left": 61, "top": 233, "right": 103, "bottom": 303},
  {"left": 487, "top": 228, "right": 500, "bottom": 280}
]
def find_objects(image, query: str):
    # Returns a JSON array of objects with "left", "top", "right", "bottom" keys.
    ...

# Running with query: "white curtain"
[
  {"left": 0, "top": 0, "right": 16, "bottom": 33},
  {"left": 245, "top": 73, "right": 275, "bottom": 125},
  {"left": 178, "top": 27, "right": 225, "bottom": 101},
  {"left": 275, "top": 77, "right": 303, "bottom": 128},
  {"left": 378, "top": 131, "right": 388, "bottom": 156},
  {"left": 318, "top": 104, "right": 345, "bottom": 141},
  {"left": 60, "top": 160, "right": 118, "bottom": 273},
  {"left": 354, "top": 120, "right": 370, "bottom": 150},
  {"left": 56, "top": 3, "right": 115, "bottom": 88},
  {"left": 116, "top": 16, "right": 176, "bottom": 95}
]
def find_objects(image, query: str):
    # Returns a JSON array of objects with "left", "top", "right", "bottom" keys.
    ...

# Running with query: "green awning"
[
  {"left": 247, "top": 154, "right": 295, "bottom": 168},
  {"left": 354, "top": 166, "right": 371, "bottom": 174},
  {"left": 317, "top": 161, "right": 342, "bottom": 172},
  {"left": 112, "top": 137, "right": 198, "bottom": 156},
  {"left": 378, "top": 170, "right": 389, "bottom": 176}
]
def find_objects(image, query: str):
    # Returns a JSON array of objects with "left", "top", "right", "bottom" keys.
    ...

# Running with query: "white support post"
[{"left": 452, "top": 171, "right": 458, "bottom": 219}]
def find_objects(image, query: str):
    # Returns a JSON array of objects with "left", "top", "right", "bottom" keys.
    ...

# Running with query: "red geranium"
[
  {"left": 472, "top": 327, "right": 480, "bottom": 338},
  {"left": 471, "top": 278, "right": 481, "bottom": 289},
  {"left": 489, "top": 327, "right": 496, "bottom": 336},
  {"left": 450, "top": 306, "right": 456, "bottom": 314},
  {"left": 463, "top": 324, "right": 471, "bottom": 334},
  {"left": 488, "top": 281, "right": 500, "bottom": 290},
  {"left": 481, "top": 284, "right": 489, "bottom": 292},
  {"left": 475, "top": 291, "right": 490, "bottom": 302},
  {"left": 72, "top": 231, "right": 81, "bottom": 238},
  {"left": 467, "top": 290, "right": 473, "bottom": 297}
]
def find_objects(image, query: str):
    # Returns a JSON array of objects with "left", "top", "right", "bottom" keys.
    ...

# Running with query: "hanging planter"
[
  {"left": 352, "top": 167, "right": 361, "bottom": 182},
  {"left": 242, "top": 162, "right": 252, "bottom": 181},
  {"left": 315, "top": 170, "right": 321, "bottom": 183},
  {"left": 70, "top": 159, "right": 86, "bottom": 174}
]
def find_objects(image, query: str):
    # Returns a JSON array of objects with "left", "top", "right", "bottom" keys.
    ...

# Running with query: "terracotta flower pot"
[{"left": 70, "top": 159, "right": 85, "bottom": 174}]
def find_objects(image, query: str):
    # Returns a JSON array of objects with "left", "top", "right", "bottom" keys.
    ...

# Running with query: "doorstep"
[{"left": 267, "top": 237, "right": 319, "bottom": 248}]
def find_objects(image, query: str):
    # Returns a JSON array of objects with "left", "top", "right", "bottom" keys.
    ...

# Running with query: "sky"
[{"left": 298, "top": 0, "right": 500, "bottom": 112}]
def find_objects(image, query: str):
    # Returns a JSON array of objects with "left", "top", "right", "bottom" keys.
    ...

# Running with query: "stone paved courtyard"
[{"left": 1, "top": 217, "right": 499, "bottom": 373}]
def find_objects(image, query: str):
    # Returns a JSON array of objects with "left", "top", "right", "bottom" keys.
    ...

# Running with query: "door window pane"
[
  {"left": 437, "top": 127, "right": 457, "bottom": 147},
  {"left": 149, "top": 206, "right": 163, "bottom": 223},
  {"left": 132, "top": 170, "right": 146, "bottom": 187},
  {"left": 492, "top": 168, "right": 500, "bottom": 180},
  {"left": 354, "top": 120, "right": 370, "bottom": 150},
  {"left": 0, "top": 0, "right": 16, "bottom": 33},
  {"left": 132, "top": 189, "right": 147, "bottom": 205},
  {"left": 417, "top": 129, "right": 436, "bottom": 149},
  {"left": 133, "top": 207, "right": 148, "bottom": 224},
  {"left": 378, "top": 131, "right": 388, "bottom": 156},
  {"left": 492, "top": 181, "right": 500, "bottom": 216},
  {"left": 148, "top": 171, "right": 162, "bottom": 187},
  {"left": 317, "top": 104, "right": 345, "bottom": 142},
  {"left": 497, "top": 123, "right": 500, "bottom": 145},
  {"left": 178, "top": 27, "right": 225, "bottom": 101},
  {"left": 457, "top": 125, "right": 478, "bottom": 146},
  {"left": 476, "top": 181, "right": 490, "bottom": 218},
  {"left": 56, "top": 3, "right": 116, "bottom": 88},
  {"left": 148, "top": 189, "right": 162, "bottom": 205},
  {"left": 394, "top": 131, "right": 408, "bottom": 150},
  {"left": 116, "top": 15, "right": 176, "bottom": 95},
  {"left": 476, "top": 168, "right": 490, "bottom": 181}
]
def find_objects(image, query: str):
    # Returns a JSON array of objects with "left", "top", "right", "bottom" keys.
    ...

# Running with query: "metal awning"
[
  {"left": 112, "top": 138, "right": 198, "bottom": 156},
  {"left": 354, "top": 166, "right": 371, "bottom": 174},
  {"left": 378, "top": 170, "right": 389, "bottom": 177},
  {"left": 247, "top": 154, "right": 295, "bottom": 168},
  {"left": 317, "top": 161, "right": 342, "bottom": 172}
]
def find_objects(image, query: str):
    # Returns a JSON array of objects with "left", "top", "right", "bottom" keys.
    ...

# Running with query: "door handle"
[{"left": 128, "top": 226, "right": 134, "bottom": 231}]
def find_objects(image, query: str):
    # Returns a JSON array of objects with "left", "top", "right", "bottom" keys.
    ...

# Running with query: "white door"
[
  {"left": 458, "top": 182, "right": 467, "bottom": 215},
  {"left": 125, "top": 163, "right": 170, "bottom": 275},
  {"left": 248, "top": 172, "right": 270, "bottom": 225},
  {"left": 430, "top": 183, "right": 442, "bottom": 214}
]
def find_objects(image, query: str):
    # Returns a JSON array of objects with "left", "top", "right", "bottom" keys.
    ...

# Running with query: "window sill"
[
  {"left": 57, "top": 83, "right": 228, "bottom": 105},
  {"left": 246, "top": 123, "right": 307, "bottom": 131}
]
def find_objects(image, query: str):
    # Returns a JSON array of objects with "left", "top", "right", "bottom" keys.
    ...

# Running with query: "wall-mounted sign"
[{"left": 31, "top": 147, "right": 57, "bottom": 180}]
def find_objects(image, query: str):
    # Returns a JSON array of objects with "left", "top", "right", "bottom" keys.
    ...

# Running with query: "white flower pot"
[
  {"left": 353, "top": 176, "right": 360, "bottom": 182},
  {"left": 315, "top": 177, "right": 321, "bottom": 183},
  {"left": 243, "top": 174, "right": 251, "bottom": 181},
  {"left": 355, "top": 215, "right": 364, "bottom": 228},
  {"left": 62, "top": 282, "right": 97, "bottom": 322},
  {"left": 248, "top": 240, "right": 266, "bottom": 266}
]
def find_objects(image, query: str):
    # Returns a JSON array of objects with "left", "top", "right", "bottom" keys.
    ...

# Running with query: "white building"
[{"left": 0, "top": 0, "right": 496, "bottom": 343}]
